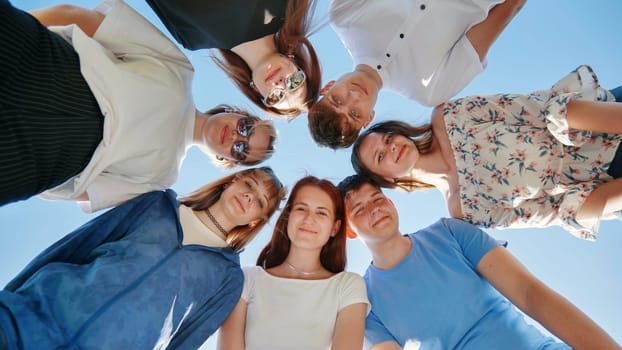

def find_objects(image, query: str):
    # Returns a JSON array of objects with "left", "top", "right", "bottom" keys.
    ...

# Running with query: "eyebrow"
[
  {"left": 249, "top": 176, "right": 259, "bottom": 186},
  {"left": 250, "top": 176, "right": 270, "bottom": 207},
  {"left": 294, "top": 201, "right": 332, "bottom": 212},
  {"left": 350, "top": 201, "right": 363, "bottom": 213}
]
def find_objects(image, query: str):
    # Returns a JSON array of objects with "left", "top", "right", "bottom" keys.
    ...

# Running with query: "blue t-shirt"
[{"left": 364, "top": 218, "right": 569, "bottom": 350}]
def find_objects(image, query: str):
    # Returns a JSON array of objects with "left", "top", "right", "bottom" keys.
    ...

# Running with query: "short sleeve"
[
  {"left": 419, "top": 35, "right": 485, "bottom": 106},
  {"left": 441, "top": 218, "right": 502, "bottom": 269},
  {"left": 83, "top": 174, "right": 162, "bottom": 212},
  {"left": 544, "top": 65, "right": 614, "bottom": 146},
  {"left": 364, "top": 309, "right": 398, "bottom": 347},
  {"left": 241, "top": 266, "right": 258, "bottom": 303},
  {"left": 92, "top": 0, "right": 192, "bottom": 68},
  {"left": 338, "top": 272, "right": 370, "bottom": 313}
]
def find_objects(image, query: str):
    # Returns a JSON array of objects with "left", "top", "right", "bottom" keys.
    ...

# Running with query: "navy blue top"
[
  {"left": 0, "top": 190, "right": 243, "bottom": 349},
  {"left": 146, "top": 0, "right": 287, "bottom": 50}
]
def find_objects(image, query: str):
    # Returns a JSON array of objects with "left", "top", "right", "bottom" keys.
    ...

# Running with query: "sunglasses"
[
  {"left": 262, "top": 69, "right": 307, "bottom": 107},
  {"left": 230, "top": 117, "right": 257, "bottom": 162}
]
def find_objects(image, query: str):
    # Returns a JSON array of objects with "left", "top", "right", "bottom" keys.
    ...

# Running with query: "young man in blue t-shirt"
[{"left": 337, "top": 174, "right": 620, "bottom": 350}]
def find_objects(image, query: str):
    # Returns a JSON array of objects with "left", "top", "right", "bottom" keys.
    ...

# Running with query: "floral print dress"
[{"left": 442, "top": 65, "right": 620, "bottom": 240}]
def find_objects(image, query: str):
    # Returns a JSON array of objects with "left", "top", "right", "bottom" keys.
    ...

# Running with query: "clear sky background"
[{"left": 3, "top": 1, "right": 621, "bottom": 348}]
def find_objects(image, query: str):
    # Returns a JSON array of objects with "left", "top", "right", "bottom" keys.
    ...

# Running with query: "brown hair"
[
  {"left": 307, "top": 99, "right": 360, "bottom": 149},
  {"left": 351, "top": 120, "right": 435, "bottom": 192},
  {"left": 256, "top": 176, "right": 347, "bottom": 273},
  {"left": 200, "top": 104, "right": 277, "bottom": 169},
  {"left": 180, "top": 167, "right": 286, "bottom": 252},
  {"left": 211, "top": 0, "right": 321, "bottom": 119}
]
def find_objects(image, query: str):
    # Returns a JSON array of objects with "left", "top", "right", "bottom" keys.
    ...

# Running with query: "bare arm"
[
  {"left": 577, "top": 178, "right": 622, "bottom": 223},
  {"left": 331, "top": 303, "right": 367, "bottom": 350},
  {"left": 30, "top": 4, "right": 104, "bottom": 37},
  {"left": 566, "top": 100, "right": 622, "bottom": 134},
  {"left": 217, "top": 298, "right": 247, "bottom": 350},
  {"left": 466, "top": 0, "right": 526, "bottom": 61},
  {"left": 478, "top": 246, "right": 621, "bottom": 349}
]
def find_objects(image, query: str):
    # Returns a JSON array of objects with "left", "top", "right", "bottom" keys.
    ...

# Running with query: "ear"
[
  {"left": 363, "top": 110, "right": 375, "bottom": 128},
  {"left": 319, "top": 80, "right": 336, "bottom": 96},
  {"left": 345, "top": 225, "right": 358, "bottom": 239},
  {"left": 248, "top": 219, "right": 261, "bottom": 228},
  {"left": 331, "top": 219, "right": 341, "bottom": 237},
  {"left": 249, "top": 80, "right": 259, "bottom": 92}
]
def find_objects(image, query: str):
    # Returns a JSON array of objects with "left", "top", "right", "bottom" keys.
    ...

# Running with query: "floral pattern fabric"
[{"left": 442, "top": 65, "right": 620, "bottom": 240}]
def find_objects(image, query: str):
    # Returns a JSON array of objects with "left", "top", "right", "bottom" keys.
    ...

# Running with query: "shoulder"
[
  {"left": 242, "top": 265, "right": 261, "bottom": 279},
  {"left": 336, "top": 271, "right": 366, "bottom": 287}
]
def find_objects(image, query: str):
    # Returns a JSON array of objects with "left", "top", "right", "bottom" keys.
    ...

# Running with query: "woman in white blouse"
[
  {"left": 1, "top": 1, "right": 276, "bottom": 212},
  {"left": 217, "top": 176, "right": 369, "bottom": 350}
]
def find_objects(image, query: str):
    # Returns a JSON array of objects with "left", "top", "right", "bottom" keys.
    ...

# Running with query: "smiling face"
[
  {"left": 251, "top": 53, "right": 308, "bottom": 111},
  {"left": 358, "top": 131, "right": 419, "bottom": 181},
  {"left": 202, "top": 112, "right": 273, "bottom": 164},
  {"left": 286, "top": 185, "right": 341, "bottom": 252},
  {"left": 344, "top": 183, "right": 399, "bottom": 242},
  {"left": 220, "top": 172, "right": 276, "bottom": 227},
  {"left": 318, "top": 70, "right": 380, "bottom": 131}
]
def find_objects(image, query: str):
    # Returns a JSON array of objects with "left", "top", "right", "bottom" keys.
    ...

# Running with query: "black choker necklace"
[{"left": 205, "top": 208, "right": 228, "bottom": 237}]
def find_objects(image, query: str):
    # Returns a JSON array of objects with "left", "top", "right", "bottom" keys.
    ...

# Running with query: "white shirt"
[
  {"left": 330, "top": 0, "right": 503, "bottom": 106},
  {"left": 178, "top": 205, "right": 229, "bottom": 248},
  {"left": 241, "top": 266, "right": 369, "bottom": 350},
  {"left": 40, "top": 0, "right": 195, "bottom": 212}
]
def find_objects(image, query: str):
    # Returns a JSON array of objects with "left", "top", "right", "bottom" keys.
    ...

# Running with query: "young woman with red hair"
[{"left": 217, "top": 176, "right": 369, "bottom": 350}]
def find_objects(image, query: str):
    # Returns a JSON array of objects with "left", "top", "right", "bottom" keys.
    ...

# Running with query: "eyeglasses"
[
  {"left": 231, "top": 117, "right": 257, "bottom": 161},
  {"left": 262, "top": 69, "right": 306, "bottom": 107}
]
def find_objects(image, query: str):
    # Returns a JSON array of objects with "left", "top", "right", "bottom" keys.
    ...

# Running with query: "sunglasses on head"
[
  {"left": 230, "top": 117, "right": 257, "bottom": 162},
  {"left": 262, "top": 69, "right": 306, "bottom": 107}
]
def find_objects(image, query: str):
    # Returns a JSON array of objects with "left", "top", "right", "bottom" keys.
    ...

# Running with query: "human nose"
[
  {"left": 301, "top": 210, "right": 316, "bottom": 224},
  {"left": 231, "top": 127, "right": 246, "bottom": 141},
  {"left": 243, "top": 191, "right": 256, "bottom": 205},
  {"left": 272, "top": 75, "right": 285, "bottom": 88}
]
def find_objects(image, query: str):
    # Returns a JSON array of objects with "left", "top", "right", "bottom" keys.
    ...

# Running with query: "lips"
[
  {"left": 353, "top": 82, "right": 368, "bottom": 95},
  {"left": 234, "top": 196, "right": 244, "bottom": 213},
  {"left": 220, "top": 125, "right": 228, "bottom": 145},
  {"left": 299, "top": 227, "right": 316, "bottom": 235},
  {"left": 265, "top": 67, "right": 281, "bottom": 83},
  {"left": 372, "top": 215, "right": 389, "bottom": 227},
  {"left": 396, "top": 144, "right": 406, "bottom": 162}
]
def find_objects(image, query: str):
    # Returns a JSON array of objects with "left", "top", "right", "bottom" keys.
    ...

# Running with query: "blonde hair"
[{"left": 199, "top": 104, "right": 277, "bottom": 169}]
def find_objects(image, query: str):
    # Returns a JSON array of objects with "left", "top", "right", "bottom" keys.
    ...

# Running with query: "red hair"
[{"left": 256, "top": 176, "right": 347, "bottom": 273}]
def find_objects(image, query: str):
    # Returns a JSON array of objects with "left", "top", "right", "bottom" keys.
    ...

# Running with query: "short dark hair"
[
  {"left": 307, "top": 98, "right": 361, "bottom": 149},
  {"left": 337, "top": 174, "right": 380, "bottom": 198}
]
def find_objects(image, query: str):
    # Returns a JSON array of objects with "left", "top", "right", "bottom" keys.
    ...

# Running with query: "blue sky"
[{"left": 3, "top": 1, "right": 621, "bottom": 348}]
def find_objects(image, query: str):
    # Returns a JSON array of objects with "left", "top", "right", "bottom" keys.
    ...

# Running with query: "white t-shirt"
[
  {"left": 178, "top": 205, "right": 228, "bottom": 248},
  {"left": 330, "top": 0, "right": 502, "bottom": 106},
  {"left": 241, "top": 266, "right": 369, "bottom": 350},
  {"left": 41, "top": 0, "right": 195, "bottom": 212}
]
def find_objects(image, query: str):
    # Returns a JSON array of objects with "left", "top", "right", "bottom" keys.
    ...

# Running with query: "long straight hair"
[
  {"left": 256, "top": 176, "right": 347, "bottom": 273},
  {"left": 351, "top": 120, "right": 435, "bottom": 192},
  {"left": 212, "top": 0, "right": 321, "bottom": 118},
  {"left": 180, "top": 167, "right": 285, "bottom": 252}
]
